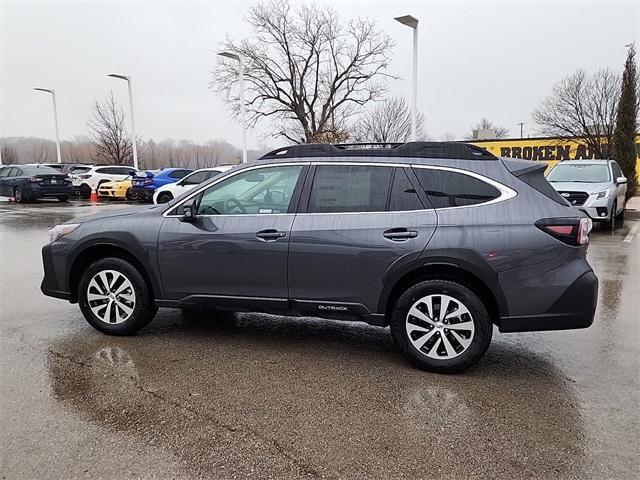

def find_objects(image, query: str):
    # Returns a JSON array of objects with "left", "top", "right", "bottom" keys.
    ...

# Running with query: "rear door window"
[
  {"left": 412, "top": 168, "right": 501, "bottom": 208},
  {"left": 307, "top": 165, "right": 392, "bottom": 213},
  {"left": 182, "top": 171, "right": 209, "bottom": 185}
]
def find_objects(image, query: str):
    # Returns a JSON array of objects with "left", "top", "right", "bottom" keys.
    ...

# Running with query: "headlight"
[
  {"left": 48, "top": 224, "right": 80, "bottom": 243},
  {"left": 594, "top": 189, "right": 609, "bottom": 199}
]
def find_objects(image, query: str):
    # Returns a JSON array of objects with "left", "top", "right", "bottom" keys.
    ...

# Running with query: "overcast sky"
[{"left": 1, "top": 0, "right": 638, "bottom": 150}]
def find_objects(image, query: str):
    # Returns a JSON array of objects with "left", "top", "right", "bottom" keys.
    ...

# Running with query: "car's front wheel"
[
  {"left": 601, "top": 201, "right": 616, "bottom": 231},
  {"left": 390, "top": 280, "right": 493, "bottom": 373},
  {"left": 78, "top": 257, "right": 157, "bottom": 335}
]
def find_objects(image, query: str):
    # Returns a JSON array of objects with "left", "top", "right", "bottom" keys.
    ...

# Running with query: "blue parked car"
[{"left": 130, "top": 168, "right": 192, "bottom": 202}]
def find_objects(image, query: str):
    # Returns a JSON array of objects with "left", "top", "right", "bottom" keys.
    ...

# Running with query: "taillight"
[
  {"left": 28, "top": 176, "right": 40, "bottom": 182},
  {"left": 535, "top": 217, "right": 592, "bottom": 246},
  {"left": 144, "top": 178, "right": 153, "bottom": 185}
]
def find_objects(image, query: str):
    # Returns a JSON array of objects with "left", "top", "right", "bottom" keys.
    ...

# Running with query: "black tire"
[
  {"left": 156, "top": 192, "right": 173, "bottom": 204},
  {"left": 14, "top": 186, "right": 28, "bottom": 203},
  {"left": 615, "top": 201, "right": 625, "bottom": 224},
  {"left": 78, "top": 257, "right": 158, "bottom": 335},
  {"left": 79, "top": 183, "right": 91, "bottom": 199},
  {"left": 390, "top": 280, "right": 493, "bottom": 373},
  {"left": 58, "top": 195, "right": 69, "bottom": 202},
  {"left": 601, "top": 202, "right": 616, "bottom": 231}
]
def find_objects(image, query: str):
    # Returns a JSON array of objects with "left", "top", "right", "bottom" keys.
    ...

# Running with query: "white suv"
[
  {"left": 152, "top": 166, "right": 234, "bottom": 204},
  {"left": 71, "top": 165, "right": 138, "bottom": 198}
]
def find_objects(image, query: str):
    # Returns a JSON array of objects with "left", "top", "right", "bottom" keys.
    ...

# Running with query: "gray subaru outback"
[{"left": 41, "top": 142, "right": 598, "bottom": 373}]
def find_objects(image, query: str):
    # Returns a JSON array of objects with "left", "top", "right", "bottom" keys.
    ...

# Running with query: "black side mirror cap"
[{"left": 180, "top": 203, "right": 197, "bottom": 222}]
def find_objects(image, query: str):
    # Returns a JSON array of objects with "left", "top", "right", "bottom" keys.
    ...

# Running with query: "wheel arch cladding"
[
  {"left": 381, "top": 262, "right": 504, "bottom": 326},
  {"left": 68, "top": 243, "right": 157, "bottom": 303}
]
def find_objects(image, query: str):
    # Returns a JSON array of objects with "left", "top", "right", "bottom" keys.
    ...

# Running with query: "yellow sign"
[{"left": 469, "top": 135, "right": 640, "bottom": 177}]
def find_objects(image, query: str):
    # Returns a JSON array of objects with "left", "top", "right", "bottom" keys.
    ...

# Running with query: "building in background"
[{"left": 469, "top": 135, "right": 640, "bottom": 176}]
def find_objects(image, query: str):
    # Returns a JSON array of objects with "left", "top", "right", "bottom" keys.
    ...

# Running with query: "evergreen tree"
[{"left": 613, "top": 44, "right": 638, "bottom": 198}]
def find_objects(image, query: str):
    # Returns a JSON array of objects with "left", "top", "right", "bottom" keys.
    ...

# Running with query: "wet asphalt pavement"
[{"left": 1, "top": 200, "right": 639, "bottom": 479}]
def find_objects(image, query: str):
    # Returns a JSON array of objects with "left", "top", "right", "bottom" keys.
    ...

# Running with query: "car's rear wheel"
[
  {"left": 390, "top": 280, "right": 493, "bottom": 373},
  {"left": 156, "top": 192, "right": 173, "bottom": 204},
  {"left": 78, "top": 257, "right": 158, "bottom": 335},
  {"left": 14, "top": 186, "right": 28, "bottom": 203}
]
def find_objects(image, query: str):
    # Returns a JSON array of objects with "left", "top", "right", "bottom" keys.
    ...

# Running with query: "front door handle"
[
  {"left": 256, "top": 229, "right": 287, "bottom": 241},
  {"left": 383, "top": 228, "right": 418, "bottom": 241}
]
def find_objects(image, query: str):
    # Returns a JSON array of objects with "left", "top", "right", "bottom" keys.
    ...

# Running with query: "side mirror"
[
  {"left": 616, "top": 176, "right": 627, "bottom": 185},
  {"left": 180, "top": 201, "right": 197, "bottom": 222}
]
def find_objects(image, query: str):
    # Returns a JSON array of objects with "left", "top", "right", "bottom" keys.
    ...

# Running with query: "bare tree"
[
  {"left": 532, "top": 69, "right": 620, "bottom": 158},
  {"left": 30, "top": 141, "right": 53, "bottom": 162},
  {"left": 212, "top": 0, "right": 394, "bottom": 143},
  {"left": 1, "top": 145, "right": 19, "bottom": 164},
  {"left": 466, "top": 118, "right": 509, "bottom": 140},
  {"left": 88, "top": 92, "right": 134, "bottom": 165},
  {"left": 351, "top": 96, "right": 425, "bottom": 143}
]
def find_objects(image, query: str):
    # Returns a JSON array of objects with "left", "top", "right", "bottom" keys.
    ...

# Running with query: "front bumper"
[
  {"left": 497, "top": 271, "right": 598, "bottom": 332},
  {"left": 98, "top": 188, "right": 127, "bottom": 199},
  {"left": 578, "top": 206, "right": 610, "bottom": 221},
  {"left": 41, "top": 243, "right": 71, "bottom": 301}
]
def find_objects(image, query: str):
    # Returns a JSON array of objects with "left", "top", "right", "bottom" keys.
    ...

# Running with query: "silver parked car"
[{"left": 546, "top": 159, "right": 627, "bottom": 230}]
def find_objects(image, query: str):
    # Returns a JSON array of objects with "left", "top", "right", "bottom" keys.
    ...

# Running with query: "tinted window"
[
  {"left": 4, "top": 168, "right": 18, "bottom": 177},
  {"left": 413, "top": 168, "right": 501, "bottom": 208},
  {"left": 116, "top": 167, "right": 136, "bottom": 175},
  {"left": 308, "top": 165, "right": 392, "bottom": 213},
  {"left": 22, "top": 166, "right": 59, "bottom": 175},
  {"left": 0, "top": 168, "right": 12, "bottom": 177},
  {"left": 389, "top": 168, "right": 424, "bottom": 211},
  {"left": 207, "top": 170, "right": 224, "bottom": 180},
  {"left": 194, "top": 165, "right": 303, "bottom": 215},
  {"left": 169, "top": 169, "right": 190, "bottom": 179},
  {"left": 69, "top": 166, "right": 91, "bottom": 174},
  {"left": 11, "top": 168, "right": 22, "bottom": 177},
  {"left": 95, "top": 167, "right": 111, "bottom": 174},
  {"left": 182, "top": 171, "right": 209, "bottom": 185}
]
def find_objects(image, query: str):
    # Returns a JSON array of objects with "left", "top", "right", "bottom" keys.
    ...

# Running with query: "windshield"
[{"left": 547, "top": 163, "right": 611, "bottom": 183}]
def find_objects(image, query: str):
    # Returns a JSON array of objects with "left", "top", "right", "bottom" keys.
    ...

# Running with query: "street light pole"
[
  {"left": 395, "top": 15, "right": 419, "bottom": 142},
  {"left": 33, "top": 88, "right": 62, "bottom": 163},
  {"left": 518, "top": 122, "right": 525, "bottom": 138},
  {"left": 218, "top": 52, "right": 247, "bottom": 163},
  {"left": 108, "top": 74, "right": 139, "bottom": 170}
]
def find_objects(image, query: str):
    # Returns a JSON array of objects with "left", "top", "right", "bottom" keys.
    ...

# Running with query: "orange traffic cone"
[{"left": 90, "top": 187, "right": 98, "bottom": 203}]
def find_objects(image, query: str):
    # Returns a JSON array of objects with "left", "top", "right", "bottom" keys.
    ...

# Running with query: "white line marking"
[{"left": 623, "top": 221, "right": 640, "bottom": 243}]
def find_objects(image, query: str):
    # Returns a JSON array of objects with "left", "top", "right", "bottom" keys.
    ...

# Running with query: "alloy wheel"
[
  {"left": 405, "top": 294, "right": 475, "bottom": 359},
  {"left": 87, "top": 270, "right": 136, "bottom": 324}
]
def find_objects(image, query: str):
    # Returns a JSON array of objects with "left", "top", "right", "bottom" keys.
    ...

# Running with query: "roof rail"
[{"left": 259, "top": 141, "right": 497, "bottom": 161}]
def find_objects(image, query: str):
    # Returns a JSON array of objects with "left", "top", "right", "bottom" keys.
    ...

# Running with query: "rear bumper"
[
  {"left": 497, "top": 271, "right": 598, "bottom": 332},
  {"left": 28, "top": 185, "right": 74, "bottom": 198},
  {"left": 130, "top": 186, "right": 154, "bottom": 201}
]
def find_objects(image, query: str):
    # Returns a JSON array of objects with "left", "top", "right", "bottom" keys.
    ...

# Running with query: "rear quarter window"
[{"left": 412, "top": 168, "right": 501, "bottom": 208}]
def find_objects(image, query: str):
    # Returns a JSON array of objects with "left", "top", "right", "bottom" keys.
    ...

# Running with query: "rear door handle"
[
  {"left": 256, "top": 229, "right": 287, "bottom": 241},
  {"left": 383, "top": 228, "right": 418, "bottom": 241}
]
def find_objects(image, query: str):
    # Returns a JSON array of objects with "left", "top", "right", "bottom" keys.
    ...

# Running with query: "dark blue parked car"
[
  {"left": 0, "top": 164, "right": 73, "bottom": 202},
  {"left": 130, "top": 168, "right": 192, "bottom": 202}
]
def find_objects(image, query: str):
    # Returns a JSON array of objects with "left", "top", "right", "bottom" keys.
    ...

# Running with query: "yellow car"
[{"left": 97, "top": 179, "right": 133, "bottom": 200}]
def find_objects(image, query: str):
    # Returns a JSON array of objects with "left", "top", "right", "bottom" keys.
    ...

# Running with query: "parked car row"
[{"left": 0, "top": 162, "right": 237, "bottom": 203}]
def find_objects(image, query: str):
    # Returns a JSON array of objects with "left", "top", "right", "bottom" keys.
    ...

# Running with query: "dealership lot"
[{"left": 1, "top": 200, "right": 639, "bottom": 479}]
